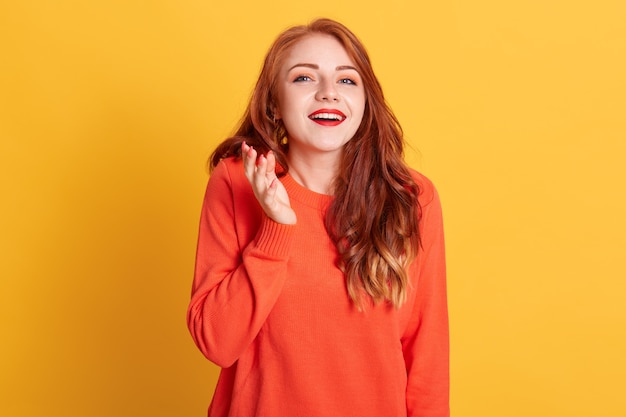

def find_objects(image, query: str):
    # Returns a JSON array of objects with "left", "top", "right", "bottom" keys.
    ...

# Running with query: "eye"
[
  {"left": 339, "top": 78, "right": 357, "bottom": 85},
  {"left": 293, "top": 75, "right": 313, "bottom": 82}
]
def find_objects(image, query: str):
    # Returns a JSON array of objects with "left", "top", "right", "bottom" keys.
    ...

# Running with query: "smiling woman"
[
  {"left": 187, "top": 18, "right": 449, "bottom": 417},
  {"left": 276, "top": 34, "right": 366, "bottom": 182}
]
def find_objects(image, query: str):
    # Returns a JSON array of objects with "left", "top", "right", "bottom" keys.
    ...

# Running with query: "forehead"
[{"left": 282, "top": 33, "right": 355, "bottom": 68}]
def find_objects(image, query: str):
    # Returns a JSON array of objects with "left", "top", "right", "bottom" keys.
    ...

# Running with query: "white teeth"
[{"left": 310, "top": 113, "right": 344, "bottom": 121}]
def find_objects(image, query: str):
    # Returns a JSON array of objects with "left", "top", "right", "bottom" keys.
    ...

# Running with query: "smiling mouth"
[{"left": 308, "top": 110, "right": 346, "bottom": 126}]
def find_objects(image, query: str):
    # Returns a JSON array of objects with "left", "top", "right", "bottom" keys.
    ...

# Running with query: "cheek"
[
  {"left": 282, "top": 95, "right": 309, "bottom": 122},
  {"left": 351, "top": 103, "right": 366, "bottom": 135},
  {"left": 348, "top": 91, "right": 366, "bottom": 114},
  {"left": 353, "top": 96, "right": 366, "bottom": 123},
  {"left": 274, "top": 87, "right": 291, "bottom": 120}
]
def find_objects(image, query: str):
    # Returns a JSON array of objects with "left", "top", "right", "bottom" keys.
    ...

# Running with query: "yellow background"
[{"left": 1, "top": 1, "right": 625, "bottom": 416}]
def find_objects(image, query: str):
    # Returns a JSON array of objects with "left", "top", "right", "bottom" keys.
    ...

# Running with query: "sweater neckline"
[{"left": 281, "top": 173, "right": 333, "bottom": 210}]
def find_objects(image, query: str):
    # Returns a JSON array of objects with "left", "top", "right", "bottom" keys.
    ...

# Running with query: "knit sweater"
[{"left": 187, "top": 156, "right": 449, "bottom": 417}]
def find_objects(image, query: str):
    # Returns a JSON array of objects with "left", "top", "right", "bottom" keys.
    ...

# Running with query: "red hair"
[{"left": 210, "top": 18, "right": 421, "bottom": 308}]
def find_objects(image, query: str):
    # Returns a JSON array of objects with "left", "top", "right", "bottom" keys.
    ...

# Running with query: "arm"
[
  {"left": 402, "top": 184, "right": 450, "bottom": 417},
  {"left": 187, "top": 158, "right": 295, "bottom": 368}
]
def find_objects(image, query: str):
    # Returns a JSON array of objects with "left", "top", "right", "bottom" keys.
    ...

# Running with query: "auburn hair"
[{"left": 210, "top": 18, "right": 421, "bottom": 308}]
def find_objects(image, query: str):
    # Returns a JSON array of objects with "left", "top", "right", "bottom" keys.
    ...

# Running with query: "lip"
[{"left": 308, "top": 108, "right": 346, "bottom": 126}]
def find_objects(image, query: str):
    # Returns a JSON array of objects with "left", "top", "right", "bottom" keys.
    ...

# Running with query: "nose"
[{"left": 315, "top": 79, "right": 339, "bottom": 102}]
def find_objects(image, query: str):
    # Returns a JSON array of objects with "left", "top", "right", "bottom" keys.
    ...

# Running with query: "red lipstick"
[{"left": 308, "top": 109, "right": 346, "bottom": 126}]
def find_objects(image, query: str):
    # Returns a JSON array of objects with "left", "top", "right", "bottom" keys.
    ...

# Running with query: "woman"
[{"left": 188, "top": 18, "right": 449, "bottom": 417}]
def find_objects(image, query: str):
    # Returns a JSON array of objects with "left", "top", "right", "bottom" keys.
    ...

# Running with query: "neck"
[{"left": 286, "top": 151, "right": 340, "bottom": 195}]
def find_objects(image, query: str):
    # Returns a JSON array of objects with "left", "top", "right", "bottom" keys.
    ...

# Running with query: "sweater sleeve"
[
  {"left": 402, "top": 182, "right": 450, "bottom": 417},
  {"left": 187, "top": 159, "right": 294, "bottom": 368}
]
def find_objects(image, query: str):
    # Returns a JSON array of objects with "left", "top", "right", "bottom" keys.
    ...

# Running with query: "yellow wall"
[{"left": 1, "top": 1, "right": 625, "bottom": 416}]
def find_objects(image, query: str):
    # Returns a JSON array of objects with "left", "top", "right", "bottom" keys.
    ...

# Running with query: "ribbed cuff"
[{"left": 254, "top": 216, "right": 295, "bottom": 258}]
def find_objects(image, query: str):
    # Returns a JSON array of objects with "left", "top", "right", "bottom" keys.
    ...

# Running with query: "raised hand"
[{"left": 242, "top": 142, "right": 297, "bottom": 225}]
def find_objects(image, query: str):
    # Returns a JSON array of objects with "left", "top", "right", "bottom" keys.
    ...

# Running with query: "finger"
[
  {"left": 254, "top": 154, "right": 268, "bottom": 191},
  {"left": 265, "top": 150, "right": 277, "bottom": 178},
  {"left": 243, "top": 144, "right": 257, "bottom": 181},
  {"left": 241, "top": 141, "right": 250, "bottom": 160}
]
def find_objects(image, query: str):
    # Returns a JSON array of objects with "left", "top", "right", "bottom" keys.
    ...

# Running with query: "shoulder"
[
  {"left": 204, "top": 156, "right": 255, "bottom": 204},
  {"left": 210, "top": 156, "right": 246, "bottom": 187},
  {"left": 212, "top": 155, "right": 243, "bottom": 177},
  {"left": 407, "top": 167, "right": 439, "bottom": 208}
]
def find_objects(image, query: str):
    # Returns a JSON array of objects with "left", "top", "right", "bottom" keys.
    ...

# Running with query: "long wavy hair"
[{"left": 210, "top": 18, "right": 421, "bottom": 308}]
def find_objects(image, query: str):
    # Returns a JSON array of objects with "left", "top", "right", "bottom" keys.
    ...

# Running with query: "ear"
[{"left": 267, "top": 103, "right": 281, "bottom": 121}]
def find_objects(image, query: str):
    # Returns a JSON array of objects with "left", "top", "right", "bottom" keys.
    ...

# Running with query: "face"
[{"left": 275, "top": 34, "right": 366, "bottom": 160}]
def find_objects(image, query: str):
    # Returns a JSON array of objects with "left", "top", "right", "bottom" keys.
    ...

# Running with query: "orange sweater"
[{"left": 187, "top": 157, "right": 449, "bottom": 417}]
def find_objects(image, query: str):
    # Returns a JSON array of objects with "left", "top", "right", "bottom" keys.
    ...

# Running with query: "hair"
[{"left": 210, "top": 18, "right": 421, "bottom": 308}]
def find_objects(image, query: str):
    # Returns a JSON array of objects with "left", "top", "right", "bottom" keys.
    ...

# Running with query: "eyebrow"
[{"left": 288, "top": 63, "right": 359, "bottom": 72}]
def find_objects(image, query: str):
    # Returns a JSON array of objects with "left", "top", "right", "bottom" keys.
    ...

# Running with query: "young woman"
[{"left": 188, "top": 18, "right": 449, "bottom": 417}]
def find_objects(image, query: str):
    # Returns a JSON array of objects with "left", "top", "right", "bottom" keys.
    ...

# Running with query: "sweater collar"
[{"left": 281, "top": 173, "right": 333, "bottom": 210}]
